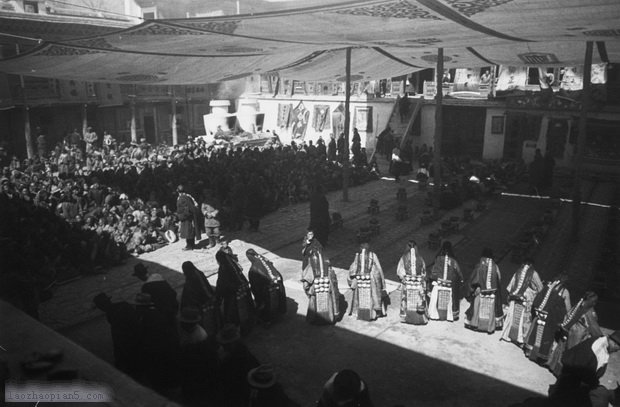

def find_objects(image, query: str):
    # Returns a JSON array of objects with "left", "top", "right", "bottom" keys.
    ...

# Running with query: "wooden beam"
[
  {"left": 433, "top": 48, "right": 444, "bottom": 211},
  {"left": 571, "top": 41, "right": 593, "bottom": 240},
  {"left": 342, "top": 47, "right": 351, "bottom": 202}
]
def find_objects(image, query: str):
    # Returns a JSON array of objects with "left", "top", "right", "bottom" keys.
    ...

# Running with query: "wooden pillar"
[
  {"left": 171, "top": 87, "right": 178, "bottom": 146},
  {"left": 81, "top": 104, "right": 88, "bottom": 139},
  {"left": 571, "top": 41, "right": 593, "bottom": 240},
  {"left": 130, "top": 100, "right": 137, "bottom": 143},
  {"left": 433, "top": 48, "right": 444, "bottom": 210},
  {"left": 24, "top": 106, "right": 33, "bottom": 159},
  {"left": 342, "top": 47, "right": 352, "bottom": 202},
  {"left": 17, "top": 44, "right": 34, "bottom": 159}
]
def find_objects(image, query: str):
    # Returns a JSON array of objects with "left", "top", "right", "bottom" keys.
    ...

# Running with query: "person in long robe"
[
  {"left": 524, "top": 275, "right": 571, "bottom": 364},
  {"left": 547, "top": 291, "right": 603, "bottom": 376},
  {"left": 308, "top": 185, "right": 330, "bottom": 247},
  {"left": 301, "top": 228, "right": 324, "bottom": 271},
  {"left": 500, "top": 259, "right": 544, "bottom": 346},
  {"left": 215, "top": 250, "right": 255, "bottom": 335},
  {"left": 176, "top": 184, "right": 203, "bottom": 251},
  {"left": 246, "top": 248, "right": 287, "bottom": 325},
  {"left": 301, "top": 250, "right": 341, "bottom": 325},
  {"left": 181, "top": 261, "right": 219, "bottom": 337},
  {"left": 428, "top": 241, "right": 463, "bottom": 322},
  {"left": 348, "top": 241, "right": 386, "bottom": 321},
  {"left": 396, "top": 240, "right": 428, "bottom": 325},
  {"left": 465, "top": 247, "right": 504, "bottom": 333}
]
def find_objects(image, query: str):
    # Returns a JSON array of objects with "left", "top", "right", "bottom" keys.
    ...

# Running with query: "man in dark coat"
[
  {"left": 309, "top": 185, "right": 330, "bottom": 247},
  {"left": 133, "top": 262, "right": 179, "bottom": 322},
  {"left": 176, "top": 184, "right": 203, "bottom": 250},
  {"left": 93, "top": 292, "right": 143, "bottom": 379}
]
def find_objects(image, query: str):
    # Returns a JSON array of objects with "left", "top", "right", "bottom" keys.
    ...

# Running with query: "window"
[{"left": 23, "top": 1, "right": 39, "bottom": 13}]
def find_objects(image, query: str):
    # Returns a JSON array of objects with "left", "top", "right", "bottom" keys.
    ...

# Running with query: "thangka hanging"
[
  {"left": 312, "top": 105, "right": 330, "bottom": 132},
  {"left": 290, "top": 101, "right": 310, "bottom": 141},
  {"left": 496, "top": 66, "right": 527, "bottom": 91},
  {"left": 277, "top": 103, "right": 292, "bottom": 128},
  {"left": 332, "top": 103, "right": 345, "bottom": 137}
]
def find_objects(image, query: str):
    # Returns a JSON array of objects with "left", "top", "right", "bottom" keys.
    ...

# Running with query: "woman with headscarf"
[
  {"left": 301, "top": 249, "right": 341, "bottom": 325},
  {"left": 215, "top": 250, "right": 255, "bottom": 335},
  {"left": 524, "top": 274, "right": 571, "bottom": 364},
  {"left": 396, "top": 239, "right": 428, "bottom": 325},
  {"left": 181, "top": 261, "right": 219, "bottom": 337},
  {"left": 500, "top": 258, "right": 544, "bottom": 346},
  {"left": 428, "top": 241, "right": 463, "bottom": 322},
  {"left": 465, "top": 247, "right": 504, "bottom": 333},
  {"left": 246, "top": 248, "right": 287, "bottom": 325},
  {"left": 547, "top": 290, "right": 602, "bottom": 376}
]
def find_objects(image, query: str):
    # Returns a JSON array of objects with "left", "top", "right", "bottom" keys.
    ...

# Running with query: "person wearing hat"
[
  {"left": 201, "top": 190, "right": 221, "bottom": 249},
  {"left": 465, "top": 247, "right": 504, "bottom": 333},
  {"left": 133, "top": 291, "right": 181, "bottom": 393},
  {"left": 181, "top": 261, "right": 219, "bottom": 337},
  {"left": 428, "top": 240, "right": 463, "bottom": 322},
  {"left": 246, "top": 249, "right": 287, "bottom": 325},
  {"left": 178, "top": 306, "right": 218, "bottom": 404},
  {"left": 215, "top": 250, "right": 255, "bottom": 335},
  {"left": 317, "top": 369, "right": 374, "bottom": 407},
  {"left": 396, "top": 239, "right": 428, "bottom": 325},
  {"left": 548, "top": 330, "right": 620, "bottom": 407},
  {"left": 548, "top": 290, "right": 603, "bottom": 376},
  {"left": 247, "top": 364, "right": 297, "bottom": 407},
  {"left": 133, "top": 262, "right": 178, "bottom": 321},
  {"left": 84, "top": 126, "right": 98, "bottom": 153},
  {"left": 348, "top": 240, "right": 386, "bottom": 321},
  {"left": 93, "top": 293, "right": 142, "bottom": 379},
  {"left": 176, "top": 184, "right": 203, "bottom": 251},
  {"left": 215, "top": 323, "right": 260, "bottom": 405},
  {"left": 500, "top": 258, "right": 544, "bottom": 345}
]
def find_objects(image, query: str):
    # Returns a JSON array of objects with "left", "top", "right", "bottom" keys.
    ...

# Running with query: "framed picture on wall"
[
  {"left": 491, "top": 116, "right": 504, "bottom": 134},
  {"left": 354, "top": 106, "right": 373, "bottom": 132}
]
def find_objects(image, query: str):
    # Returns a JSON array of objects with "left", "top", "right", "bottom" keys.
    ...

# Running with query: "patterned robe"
[
  {"left": 500, "top": 265, "right": 543, "bottom": 345},
  {"left": 465, "top": 257, "right": 503, "bottom": 333},
  {"left": 246, "top": 251, "right": 287, "bottom": 324},
  {"left": 524, "top": 280, "right": 571, "bottom": 363},
  {"left": 428, "top": 254, "right": 463, "bottom": 321},
  {"left": 215, "top": 250, "right": 255, "bottom": 335},
  {"left": 396, "top": 247, "right": 428, "bottom": 325},
  {"left": 547, "top": 297, "right": 602, "bottom": 376},
  {"left": 301, "top": 251, "right": 340, "bottom": 325},
  {"left": 348, "top": 249, "right": 386, "bottom": 321}
]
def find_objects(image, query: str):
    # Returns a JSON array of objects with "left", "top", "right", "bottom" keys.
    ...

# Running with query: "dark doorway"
[
  {"left": 546, "top": 119, "right": 568, "bottom": 159},
  {"left": 504, "top": 113, "right": 543, "bottom": 160},
  {"left": 442, "top": 106, "right": 486, "bottom": 159},
  {"left": 143, "top": 115, "right": 156, "bottom": 144}
]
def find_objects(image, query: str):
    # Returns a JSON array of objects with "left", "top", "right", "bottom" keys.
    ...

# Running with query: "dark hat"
[
  {"left": 247, "top": 365, "right": 277, "bottom": 389},
  {"left": 133, "top": 263, "right": 148, "bottom": 277},
  {"left": 179, "top": 307, "right": 202, "bottom": 324},
  {"left": 216, "top": 324, "right": 241, "bottom": 345},
  {"left": 609, "top": 330, "right": 620, "bottom": 346},
  {"left": 333, "top": 369, "right": 362, "bottom": 400},
  {"left": 92, "top": 292, "right": 111, "bottom": 309},
  {"left": 481, "top": 247, "right": 494, "bottom": 259}
]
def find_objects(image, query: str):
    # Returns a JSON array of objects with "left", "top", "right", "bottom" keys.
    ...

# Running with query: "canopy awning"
[{"left": 0, "top": 0, "right": 619, "bottom": 84}]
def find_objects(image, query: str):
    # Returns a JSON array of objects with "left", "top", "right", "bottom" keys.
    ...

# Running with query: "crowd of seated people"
[{"left": 0, "top": 133, "right": 378, "bottom": 317}]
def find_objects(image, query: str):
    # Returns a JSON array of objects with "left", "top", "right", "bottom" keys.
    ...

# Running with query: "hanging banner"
[
  {"left": 277, "top": 103, "right": 292, "bottom": 128},
  {"left": 496, "top": 66, "right": 527, "bottom": 91},
  {"left": 312, "top": 105, "right": 330, "bottom": 132},
  {"left": 97, "top": 83, "right": 123, "bottom": 106},
  {"left": 290, "top": 101, "right": 309, "bottom": 141},
  {"left": 453, "top": 68, "right": 480, "bottom": 91}
]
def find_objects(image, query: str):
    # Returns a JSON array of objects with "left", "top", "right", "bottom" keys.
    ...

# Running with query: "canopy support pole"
[
  {"left": 16, "top": 44, "right": 33, "bottom": 159},
  {"left": 342, "top": 47, "right": 351, "bottom": 202},
  {"left": 571, "top": 41, "right": 593, "bottom": 241},
  {"left": 81, "top": 104, "right": 88, "bottom": 141},
  {"left": 171, "top": 87, "right": 178, "bottom": 146},
  {"left": 433, "top": 48, "right": 444, "bottom": 211}
]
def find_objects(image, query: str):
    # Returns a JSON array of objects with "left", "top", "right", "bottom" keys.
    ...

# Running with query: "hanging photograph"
[{"left": 355, "top": 106, "right": 373, "bottom": 132}]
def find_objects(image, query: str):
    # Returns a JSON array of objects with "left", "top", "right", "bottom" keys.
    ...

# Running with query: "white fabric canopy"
[{"left": 0, "top": 0, "right": 619, "bottom": 84}]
